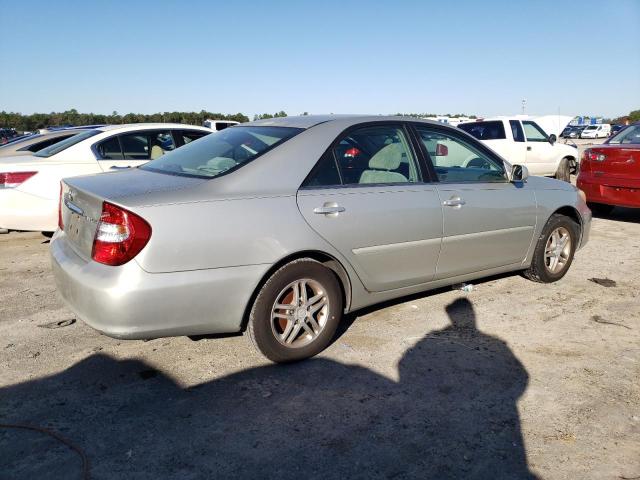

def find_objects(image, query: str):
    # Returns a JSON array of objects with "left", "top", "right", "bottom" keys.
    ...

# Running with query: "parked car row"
[
  {"left": 49, "top": 115, "right": 592, "bottom": 362},
  {"left": 0, "top": 123, "right": 211, "bottom": 232},
  {"left": 0, "top": 128, "right": 19, "bottom": 144},
  {"left": 561, "top": 124, "right": 621, "bottom": 139}
]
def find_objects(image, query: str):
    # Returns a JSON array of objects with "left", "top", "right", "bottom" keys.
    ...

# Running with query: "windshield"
[
  {"left": 607, "top": 125, "right": 640, "bottom": 145},
  {"left": 458, "top": 121, "right": 506, "bottom": 140},
  {"left": 35, "top": 130, "right": 100, "bottom": 157},
  {"left": 141, "top": 126, "right": 303, "bottom": 178}
]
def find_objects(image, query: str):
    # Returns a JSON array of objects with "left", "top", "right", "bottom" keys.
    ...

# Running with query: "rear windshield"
[
  {"left": 141, "top": 126, "right": 303, "bottom": 178},
  {"left": 607, "top": 125, "right": 640, "bottom": 144},
  {"left": 35, "top": 130, "right": 100, "bottom": 157},
  {"left": 458, "top": 121, "right": 506, "bottom": 140}
]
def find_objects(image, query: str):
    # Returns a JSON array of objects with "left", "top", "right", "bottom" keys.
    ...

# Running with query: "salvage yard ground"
[{"left": 1, "top": 180, "right": 639, "bottom": 478}]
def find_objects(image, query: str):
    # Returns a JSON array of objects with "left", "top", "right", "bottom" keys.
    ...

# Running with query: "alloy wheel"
[
  {"left": 270, "top": 279, "right": 330, "bottom": 348},
  {"left": 544, "top": 227, "right": 572, "bottom": 274}
]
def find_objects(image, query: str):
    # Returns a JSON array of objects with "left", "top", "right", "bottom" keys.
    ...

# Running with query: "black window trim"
[
  {"left": 410, "top": 122, "right": 509, "bottom": 184},
  {"left": 509, "top": 120, "right": 526, "bottom": 143},
  {"left": 300, "top": 121, "right": 429, "bottom": 190}
]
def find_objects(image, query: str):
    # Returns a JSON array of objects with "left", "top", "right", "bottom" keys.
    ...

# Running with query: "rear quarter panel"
[{"left": 133, "top": 195, "right": 354, "bottom": 274}]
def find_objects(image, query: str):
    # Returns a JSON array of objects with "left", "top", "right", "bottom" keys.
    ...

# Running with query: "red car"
[{"left": 577, "top": 123, "right": 640, "bottom": 215}]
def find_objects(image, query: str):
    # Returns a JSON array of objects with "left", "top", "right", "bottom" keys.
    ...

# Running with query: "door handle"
[
  {"left": 313, "top": 204, "right": 345, "bottom": 215},
  {"left": 526, "top": 146, "right": 532, "bottom": 151},
  {"left": 442, "top": 197, "right": 466, "bottom": 207}
]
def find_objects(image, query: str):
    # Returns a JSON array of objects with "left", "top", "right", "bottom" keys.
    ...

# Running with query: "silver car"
[{"left": 51, "top": 115, "right": 592, "bottom": 362}]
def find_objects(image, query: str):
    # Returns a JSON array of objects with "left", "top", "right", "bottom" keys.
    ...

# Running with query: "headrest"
[
  {"left": 206, "top": 157, "right": 236, "bottom": 171},
  {"left": 368, "top": 143, "right": 402, "bottom": 171}
]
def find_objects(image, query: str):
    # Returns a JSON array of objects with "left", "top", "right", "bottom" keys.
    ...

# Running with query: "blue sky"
[{"left": 1, "top": 0, "right": 638, "bottom": 118}]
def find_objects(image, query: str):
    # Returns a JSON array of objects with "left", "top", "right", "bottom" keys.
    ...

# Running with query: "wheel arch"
[
  {"left": 562, "top": 154, "right": 578, "bottom": 173},
  {"left": 549, "top": 205, "right": 583, "bottom": 244},
  {"left": 239, "top": 250, "right": 352, "bottom": 332}
]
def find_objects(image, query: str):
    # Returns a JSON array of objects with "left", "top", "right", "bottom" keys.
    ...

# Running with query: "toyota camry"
[{"left": 51, "top": 115, "right": 591, "bottom": 362}]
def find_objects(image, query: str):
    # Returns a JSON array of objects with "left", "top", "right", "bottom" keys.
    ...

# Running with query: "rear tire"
[
  {"left": 587, "top": 202, "right": 614, "bottom": 216},
  {"left": 554, "top": 158, "right": 571, "bottom": 182},
  {"left": 247, "top": 259, "right": 343, "bottom": 363},
  {"left": 523, "top": 214, "right": 579, "bottom": 283}
]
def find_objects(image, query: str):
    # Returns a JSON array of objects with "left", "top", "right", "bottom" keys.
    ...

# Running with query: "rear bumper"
[
  {"left": 50, "top": 231, "right": 269, "bottom": 339},
  {"left": 0, "top": 189, "right": 57, "bottom": 232},
  {"left": 577, "top": 173, "right": 640, "bottom": 208}
]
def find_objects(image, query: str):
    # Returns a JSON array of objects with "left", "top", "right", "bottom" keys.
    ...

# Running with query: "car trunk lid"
[
  {"left": 60, "top": 168, "right": 206, "bottom": 260},
  {"left": 583, "top": 144, "right": 640, "bottom": 186}
]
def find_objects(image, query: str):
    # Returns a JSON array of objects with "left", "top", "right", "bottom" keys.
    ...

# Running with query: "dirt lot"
[{"left": 1, "top": 206, "right": 639, "bottom": 479}]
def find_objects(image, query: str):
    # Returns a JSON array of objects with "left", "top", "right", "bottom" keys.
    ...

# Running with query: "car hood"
[{"left": 527, "top": 175, "right": 577, "bottom": 192}]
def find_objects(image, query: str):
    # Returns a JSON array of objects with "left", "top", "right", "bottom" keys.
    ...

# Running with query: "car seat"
[{"left": 359, "top": 143, "right": 408, "bottom": 184}]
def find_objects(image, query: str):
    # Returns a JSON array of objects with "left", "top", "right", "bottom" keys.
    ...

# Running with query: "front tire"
[
  {"left": 523, "top": 214, "right": 579, "bottom": 283},
  {"left": 247, "top": 259, "right": 343, "bottom": 363},
  {"left": 555, "top": 158, "right": 571, "bottom": 182}
]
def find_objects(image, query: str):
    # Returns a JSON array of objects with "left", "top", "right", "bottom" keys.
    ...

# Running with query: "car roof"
[
  {"left": 96, "top": 123, "right": 210, "bottom": 133},
  {"left": 246, "top": 114, "right": 445, "bottom": 129}
]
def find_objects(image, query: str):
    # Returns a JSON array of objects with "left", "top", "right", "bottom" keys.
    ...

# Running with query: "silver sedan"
[{"left": 51, "top": 115, "right": 592, "bottom": 362}]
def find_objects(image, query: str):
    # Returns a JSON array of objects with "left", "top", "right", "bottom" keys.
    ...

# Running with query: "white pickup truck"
[{"left": 458, "top": 117, "right": 578, "bottom": 181}]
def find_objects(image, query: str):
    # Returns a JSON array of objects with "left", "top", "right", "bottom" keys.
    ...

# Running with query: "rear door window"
[
  {"left": 458, "top": 121, "right": 506, "bottom": 140},
  {"left": 119, "top": 130, "right": 175, "bottom": 160},
  {"left": 96, "top": 136, "right": 124, "bottom": 159}
]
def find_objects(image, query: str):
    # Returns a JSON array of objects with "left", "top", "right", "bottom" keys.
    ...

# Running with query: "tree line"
[{"left": 0, "top": 109, "right": 251, "bottom": 132}]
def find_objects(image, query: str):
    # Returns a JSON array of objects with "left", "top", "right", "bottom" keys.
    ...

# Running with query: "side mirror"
[
  {"left": 511, "top": 164, "right": 529, "bottom": 182},
  {"left": 549, "top": 134, "right": 557, "bottom": 145}
]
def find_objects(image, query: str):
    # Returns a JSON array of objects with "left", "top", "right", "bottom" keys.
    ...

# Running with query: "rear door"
[
  {"left": 413, "top": 124, "right": 537, "bottom": 279},
  {"left": 297, "top": 123, "right": 443, "bottom": 292}
]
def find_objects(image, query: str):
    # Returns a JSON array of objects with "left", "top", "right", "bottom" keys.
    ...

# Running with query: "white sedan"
[{"left": 0, "top": 123, "right": 211, "bottom": 233}]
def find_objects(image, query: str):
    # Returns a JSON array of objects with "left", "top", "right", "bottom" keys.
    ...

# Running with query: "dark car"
[
  {"left": 561, "top": 126, "right": 585, "bottom": 139},
  {"left": 610, "top": 125, "right": 626, "bottom": 137}
]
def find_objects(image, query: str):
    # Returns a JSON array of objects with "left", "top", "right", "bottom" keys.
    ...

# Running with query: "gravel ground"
[{"left": 0, "top": 203, "right": 639, "bottom": 479}]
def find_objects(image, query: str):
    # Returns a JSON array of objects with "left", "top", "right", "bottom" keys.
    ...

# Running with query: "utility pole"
[{"left": 521, "top": 99, "right": 527, "bottom": 115}]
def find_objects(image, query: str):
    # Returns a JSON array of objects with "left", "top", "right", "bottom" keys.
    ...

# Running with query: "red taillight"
[
  {"left": 582, "top": 149, "right": 606, "bottom": 163},
  {"left": 0, "top": 171, "right": 37, "bottom": 188},
  {"left": 58, "top": 183, "right": 64, "bottom": 230},
  {"left": 91, "top": 202, "right": 151, "bottom": 266}
]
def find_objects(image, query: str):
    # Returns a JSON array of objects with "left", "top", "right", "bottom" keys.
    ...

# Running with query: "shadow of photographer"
[{"left": 0, "top": 298, "right": 537, "bottom": 479}]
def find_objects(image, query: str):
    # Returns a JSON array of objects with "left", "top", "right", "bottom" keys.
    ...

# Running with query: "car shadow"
[
  {"left": 592, "top": 206, "right": 640, "bottom": 224},
  {"left": 0, "top": 298, "right": 537, "bottom": 479}
]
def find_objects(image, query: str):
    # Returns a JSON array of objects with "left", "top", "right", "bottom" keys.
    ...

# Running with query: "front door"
[
  {"left": 522, "top": 120, "right": 556, "bottom": 176},
  {"left": 297, "top": 123, "right": 443, "bottom": 292},
  {"left": 413, "top": 125, "right": 537, "bottom": 279}
]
